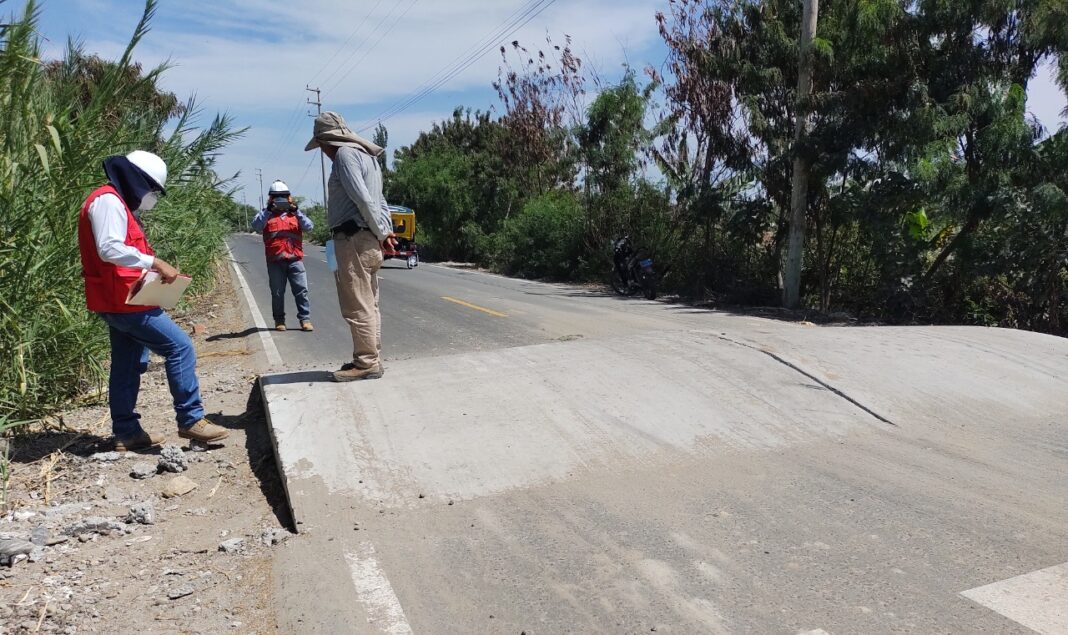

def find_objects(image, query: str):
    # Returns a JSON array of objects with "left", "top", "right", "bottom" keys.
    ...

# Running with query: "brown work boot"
[
  {"left": 114, "top": 431, "right": 164, "bottom": 452},
  {"left": 301, "top": 320, "right": 314, "bottom": 332},
  {"left": 178, "top": 419, "right": 230, "bottom": 443},
  {"left": 275, "top": 322, "right": 286, "bottom": 332},
  {"left": 332, "top": 364, "right": 384, "bottom": 382}
]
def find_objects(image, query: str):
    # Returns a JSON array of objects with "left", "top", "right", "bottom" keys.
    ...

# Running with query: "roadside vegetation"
[
  {"left": 0, "top": 0, "right": 244, "bottom": 449},
  {"left": 387, "top": 0, "right": 1068, "bottom": 334}
]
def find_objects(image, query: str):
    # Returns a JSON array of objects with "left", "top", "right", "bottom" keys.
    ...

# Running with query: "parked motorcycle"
[{"left": 610, "top": 236, "right": 657, "bottom": 300}]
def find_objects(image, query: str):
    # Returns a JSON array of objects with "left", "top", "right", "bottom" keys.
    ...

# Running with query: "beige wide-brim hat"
[{"left": 304, "top": 111, "right": 383, "bottom": 156}]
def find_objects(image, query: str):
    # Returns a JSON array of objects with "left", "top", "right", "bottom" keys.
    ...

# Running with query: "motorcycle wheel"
[
  {"left": 641, "top": 275, "right": 657, "bottom": 300},
  {"left": 610, "top": 270, "right": 630, "bottom": 296}
]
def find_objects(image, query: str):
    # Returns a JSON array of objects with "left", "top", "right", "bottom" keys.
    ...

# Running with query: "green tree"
[{"left": 372, "top": 122, "right": 388, "bottom": 173}]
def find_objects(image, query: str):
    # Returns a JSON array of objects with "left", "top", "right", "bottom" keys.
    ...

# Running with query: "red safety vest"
[
  {"left": 263, "top": 212, "right": 304, "bottom": 262},
  {"left": 78, "top": 185, "right": 158, "bottom": 314}
]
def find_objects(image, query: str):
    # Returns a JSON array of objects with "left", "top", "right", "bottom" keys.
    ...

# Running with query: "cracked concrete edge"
[
  {"left": 222, "top": 244, "right": 302, "bottom": 531},
  {"left": 258, "top": 376, "right": 304, "bottom": 532}
]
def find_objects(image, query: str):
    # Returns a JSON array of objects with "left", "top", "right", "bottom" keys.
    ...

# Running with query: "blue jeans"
[
  {"left": 99, "top": 308, "right": 204, "bottom": 437},
  {"left": 267, "top": 259, "right": 310, "bottom": 323}
]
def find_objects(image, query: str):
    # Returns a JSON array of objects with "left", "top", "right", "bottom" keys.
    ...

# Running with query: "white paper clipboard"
[{"left": 126, "top": 271, "right": 192, "bottom": 309}]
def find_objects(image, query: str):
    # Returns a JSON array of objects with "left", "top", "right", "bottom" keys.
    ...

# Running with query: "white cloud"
[{"left": 57, "top": 0, "right": 667, "bottom": 202}]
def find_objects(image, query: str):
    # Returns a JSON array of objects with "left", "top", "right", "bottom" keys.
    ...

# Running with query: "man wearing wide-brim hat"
[{"left": 305, "top": 111, "right": 395, "bottom": 381}]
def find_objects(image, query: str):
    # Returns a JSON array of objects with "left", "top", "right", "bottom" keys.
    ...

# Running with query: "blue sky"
[
  {"left": 27, "top": 0, "right": 1068, "bottom": 206},
  {"left": 32, "top": 0, "right": 669, "bottom": 204}
]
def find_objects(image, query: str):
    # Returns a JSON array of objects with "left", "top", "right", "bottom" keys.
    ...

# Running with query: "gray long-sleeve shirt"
[{"left": 327, "top": 146, "right": 393, "bottom": 240}]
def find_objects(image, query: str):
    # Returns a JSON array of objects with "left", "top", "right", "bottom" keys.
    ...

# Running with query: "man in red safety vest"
[
  {"left": 250, "top": 180, "right": 315, "bottom": 332},
  {"left": 78, "top": 150, "right": 230, "bottom": 451}
]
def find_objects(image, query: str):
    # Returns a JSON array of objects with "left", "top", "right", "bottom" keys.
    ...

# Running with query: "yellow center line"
[{"left": 441, "top": 296, "right": 509, "bottom": 318}]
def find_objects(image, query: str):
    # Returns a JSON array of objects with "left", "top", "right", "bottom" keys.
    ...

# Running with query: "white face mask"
[{"left": 139, "top": 192, "right": 159, "bottom": 212}]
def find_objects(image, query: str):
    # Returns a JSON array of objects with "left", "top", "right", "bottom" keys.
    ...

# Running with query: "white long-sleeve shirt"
[{"left": 88, "top": 193, "right": 155, "bottom": 269}]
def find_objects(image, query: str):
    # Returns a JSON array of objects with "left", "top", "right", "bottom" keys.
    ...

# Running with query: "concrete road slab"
[
  {"left": 261, "top": 330, "right": 884, "bottom": 523},
  {"left": 260, "top": 325, "right": 1068, "bottom": 633}
]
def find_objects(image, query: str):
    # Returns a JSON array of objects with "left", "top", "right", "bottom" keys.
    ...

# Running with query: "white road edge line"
[
  {"left": 226, "top": 245, "right": 283, "bottom": 368},
  {"left": 960, "top": 561, "right": 1068, "bottom": 634},
  {"left": 345, "top": 542, "right": 413, "bottom": 635}
]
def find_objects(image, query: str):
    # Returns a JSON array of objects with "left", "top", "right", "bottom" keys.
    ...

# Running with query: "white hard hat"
[
  {"left": 126, "top": 150, "right": 167, "bottom": 192},
  {"left": 269, "top": 180, "right": 290, "bottom": 195}
]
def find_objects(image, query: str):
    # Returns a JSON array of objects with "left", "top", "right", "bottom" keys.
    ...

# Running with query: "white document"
[{"left": 126, "top": 271, "right": 192, "bottom": 309}]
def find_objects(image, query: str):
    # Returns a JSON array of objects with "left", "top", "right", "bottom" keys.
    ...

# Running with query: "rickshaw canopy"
[{"left": 388, "top": 205, "right": 416, "bottom": 241}]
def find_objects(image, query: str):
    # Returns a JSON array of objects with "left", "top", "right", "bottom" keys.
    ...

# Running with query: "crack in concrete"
[{"left": 714, "top": 334, "right": 897, "bottom": 427}]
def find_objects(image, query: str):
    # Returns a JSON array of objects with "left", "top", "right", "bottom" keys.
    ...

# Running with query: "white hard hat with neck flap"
[{"left": 126, "top": 150, "right": 167, "bottom": 192}]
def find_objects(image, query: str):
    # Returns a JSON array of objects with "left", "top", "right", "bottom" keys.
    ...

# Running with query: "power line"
[
  {"left": 268, "top": 101, "right": 313, "bottom": 165},
  {"left": 307, "top": 0, "right": 387, "bottom": 87},
  {"left": 320, "top": 0, "right": 416, "bottom": 92},
  {"left": 260, "top": 2, "right": 407, "bottom": 195},
  {"left": 355, "top": 0, "right": 560, "bottom": 133},
  {"left": 265, "top": 1, "right": 398, "bottom": 168},
  {"left": 324, "top": 0, "right": 422, "bottom": 95},
  {"left": 355, "top": 0, "right": 544, "bottom": 130},
  {"left": 294, "top": 150, "right": 320, "bottom": 196}
]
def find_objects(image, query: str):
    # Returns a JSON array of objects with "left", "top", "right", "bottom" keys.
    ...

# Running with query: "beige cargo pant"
[{"left": 333, "top": 230, "right": 382, "bottom": 369}]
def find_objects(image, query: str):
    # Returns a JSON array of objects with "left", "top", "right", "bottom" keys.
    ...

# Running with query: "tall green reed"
[{"left": 0, "top": 0, "right": 244, "bottom": 436}]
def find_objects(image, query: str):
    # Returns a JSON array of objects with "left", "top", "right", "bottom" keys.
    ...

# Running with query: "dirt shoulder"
[{"left": 1, "top": 262, "right": 285, "bottom": 634}]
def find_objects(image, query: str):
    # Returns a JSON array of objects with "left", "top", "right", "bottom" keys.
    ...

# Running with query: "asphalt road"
[
  {"left": 227, "top": 232, "right": 726, "bottom": 368},
  {"left": 229, "top": 233, "right": 1068, "bottom": 634}
]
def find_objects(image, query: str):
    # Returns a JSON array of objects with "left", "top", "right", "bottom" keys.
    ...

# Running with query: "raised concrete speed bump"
[
  {"left": 258, "top": 324, "right": 1068, "bottom": 633},
  {"left": 260, "top": 330, "right": 880, "bottom": 525}
]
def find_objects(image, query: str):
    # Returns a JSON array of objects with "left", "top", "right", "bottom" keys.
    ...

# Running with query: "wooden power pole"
[{"left": 783, "top": 0, "right": 819, "bottom": 309}]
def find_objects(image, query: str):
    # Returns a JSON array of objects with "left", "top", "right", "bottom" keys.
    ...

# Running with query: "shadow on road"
[
  {"left": 259, "top": 370, "right": 334, "bottom": 386},
  {"left": 206, "top": 327, "right": 273, "bottom": 342}
]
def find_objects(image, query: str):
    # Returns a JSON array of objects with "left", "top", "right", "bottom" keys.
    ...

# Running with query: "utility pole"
[
  {"left": 306, "top": 85, "right": 328, "bottom": 208},
  {"left": 255, "top": 168, "right": 264, "bottom": 211},
  {"left": 241, "top": 192, "right": 249, "bottom": 232},
  {"left": 783, "top": 0, "right": 818, "bottom": 310}
]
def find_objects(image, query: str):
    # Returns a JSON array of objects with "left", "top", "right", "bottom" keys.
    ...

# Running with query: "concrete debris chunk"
[
  {"left": 167, "top": 584, "right": 194, "bottom": 600},
  {"left": 260, "top": 528, "right": 289, "bottom": 547},
  {"left": 157, "top": 444, "right": 188, "bottom": 473},
  {"left": 30, "top": 526, "right": 50, "bottom": 546},
  {"left": 130, "top": 462, "right": 156, "bottom": 480},
  {"left": 127, "top": 502, "right": 156, "bottom": 526},
  {"left": 91, "top": 451, "right": 122, "bottom": 462},
  {"left": 0, "top": 538, "right": 34, "bottom": 560},
  {"left": 161, "top": 476, "right": 198, "bottom": 499},
  {"left": 218, "top": 538, "right": 245, "bottom": 554},
  {"left": 103, "top": 486, "right": 127, "bottom": 501},
  {"left": 63, "top": 517, "right": 126, "bottom": 537}
]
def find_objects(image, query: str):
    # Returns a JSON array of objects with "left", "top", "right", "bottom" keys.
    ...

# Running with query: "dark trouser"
[
  {"left": 99, "top": 308, "right": 205, "bottom": 437},
  {"left": 267, "top": 259, "right": 310, "bottom": 323}
]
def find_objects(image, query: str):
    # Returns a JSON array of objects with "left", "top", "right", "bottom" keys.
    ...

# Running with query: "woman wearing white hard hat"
[{"left": 77, "top": 150, "right": 230, "bottom": 451}]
